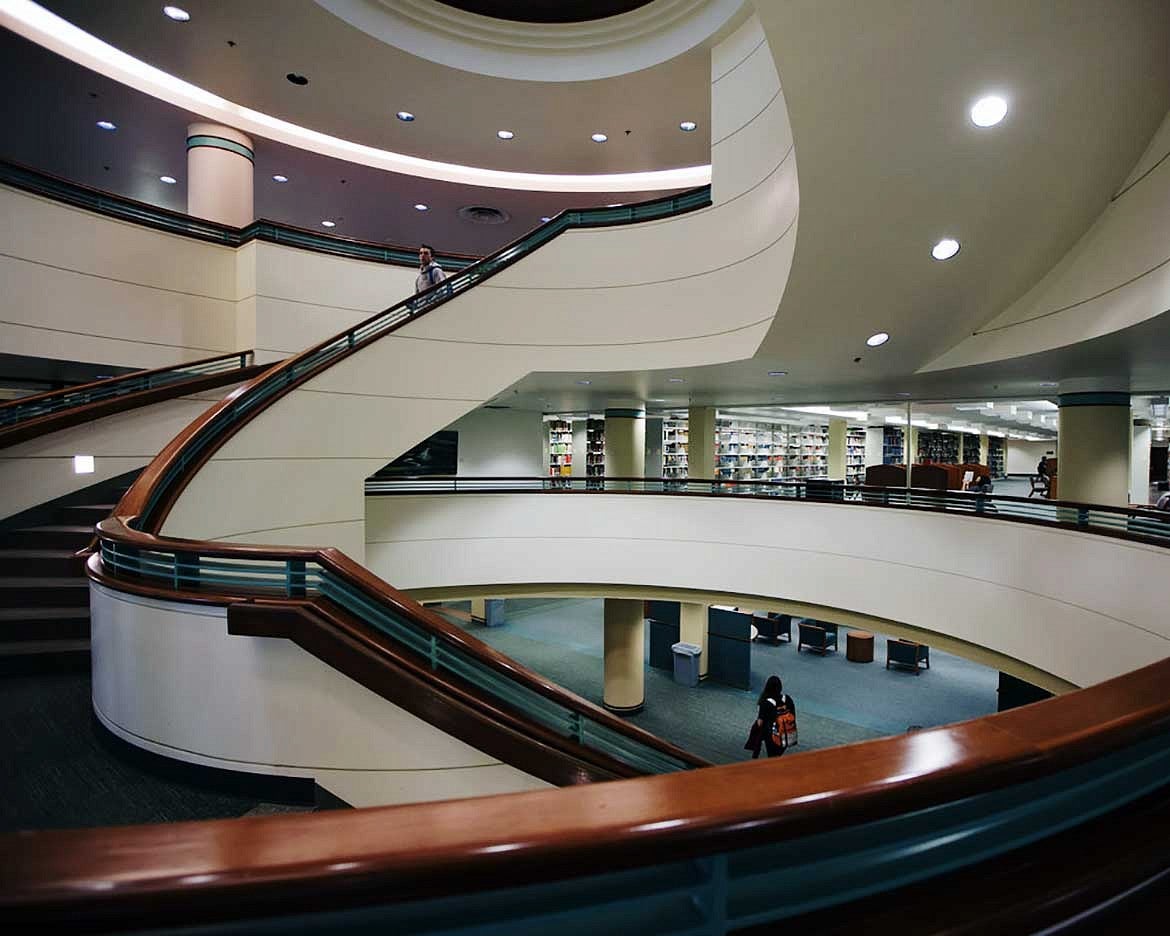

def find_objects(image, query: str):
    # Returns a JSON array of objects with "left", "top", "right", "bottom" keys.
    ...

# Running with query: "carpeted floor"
[
  {"left": 0, "top": 668, "right": 314, "bottom": 832},
  {"left": 439, "top": 598, "right": 999, "bottom": 765}
]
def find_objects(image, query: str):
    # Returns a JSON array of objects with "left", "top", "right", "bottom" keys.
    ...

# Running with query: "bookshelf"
[
  {"left": 988, "top": 436, "right": 1006, "bottom": 478},
  {"left": 715, "top": 418, "right": 792, "bottom": 480},
  {"left": 917, "top": 429, "right": 961, "bottom": 464},
  {"left": 586, "top": 418, "right": 605, "bottom": 478},
  {"left": 794, "top": 424, "right": 829, "bottom": 478},
  {"left": 663, "top": 416, "right": 689, "bottom": 478},
  {"left": 882, "top": 426, "right": 904, "bottom": 464},
  {"left": 546, "top": 418, "right": 573, "bottom": 477},
  {"left": 846, "top": 426, "right": 867, "bottom": 483},
  {"left": 961, "top": 433, "right": 982, "bottom": 464}
]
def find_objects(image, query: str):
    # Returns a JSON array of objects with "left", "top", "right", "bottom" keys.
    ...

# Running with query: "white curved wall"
[
  {"left": 162, "top": 15, "right": 798, "bottom": 561},
  {"left": 364, "top": 493, "right": 1170, "bottom": 690},
  {"left": 90, "top": 582, "right": 550, "bottom": 808},
  {"left": 924, "top": 108, "right": 1170, "bottom": 371},
  {"left": 0, "top": 383, "right": 246, "bottom": 520}
]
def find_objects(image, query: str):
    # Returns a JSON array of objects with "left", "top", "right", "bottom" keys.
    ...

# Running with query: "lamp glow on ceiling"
[
  {"left": 767, "top": 371, "right": 787, "bottom": 377},
  {"left": 272, "top": 174, "right": 288, "bottom": 182},
  {"left": 591, "top": 133, "right": 608, "bottom": 143},
  {"left": 866, "top": 332, "right": 890, "bottom": 347},
  {"left": 162, "top": 6, "right": 189, "bottom": 22},
  {"left": 970, "top": 95, "right": 1008, "bottom": 127},
  {"left": 96, "top": 119, "right": 116, "bottom": 130},
  {"left": 679, "top": 121, "right": 697, "bottom": 132},
  {"left": 1, "top": 1, "right": 709, "bottom": 193},
  {"left": 159, "top": 175, "right": 177, "bottom": 184},
  {"left": 320, "top": 220, "right": 336, "bottom": 228},
  {"left": 414, "top": 204, "right": 428, "bottom": 211},
  {"left": 496, "top": 129, "right": 514, "bottom": 140},
  {"left": 396, "top": 111, "right": 414, "bottom": 122},
  {"left": 931, "top": 238, "right": 960, "bottom": 261}
]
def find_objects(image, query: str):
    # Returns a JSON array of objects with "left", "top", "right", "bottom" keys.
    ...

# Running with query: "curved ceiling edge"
[
  {"left": 314, "top": 0, "right": 748, "bottom": 81},
  {"left": 0, "top": 0, "right": 711, "bottom": 193}
]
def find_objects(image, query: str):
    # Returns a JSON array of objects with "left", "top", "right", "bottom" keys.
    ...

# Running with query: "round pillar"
[
  {"left": 604, "top": 407, "right": 646, "bottom": 479},
  {"left": 187, "top": 122, "right": 254, "bottom": 227},
  {"left": 603, "top": 598, "right": 644, "bottom": 713},
  {"left": 1057, "top": 392, "right": 1131, "bottom": 507},
  {"left": 827, "top": 417, "right": 847, "bottom": 480},
  {"left": 687, "top": 406, "right": 716, "bottom": 480}
]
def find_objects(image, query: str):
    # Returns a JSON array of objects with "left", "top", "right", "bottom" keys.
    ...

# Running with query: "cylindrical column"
[
  {"left": 979, "top": 433, "right": 990, "bottom": 466},
  {"left": 1058, "top": 392, "right": 1131, "bottom": 507},
  {"left": 604, "top": 407, "right": 646, "bottom": 480},
  {"left": 827, "top": 418, "right": 846, "bottom": 481},
  {"left": 688, "top": 406, "right": 716, "bottom": 481},
  {"left": 678, "top": 602, "right": 709, "bottom": 678},
  {"left": 187, "top": 122, "right": 254, "bottom": 227},
  {"left": 1132, "top": 422, "right": 1152, "bottom": 505},
  {"left": 603, "top": 598, "right": 644, "bottom": 712}
]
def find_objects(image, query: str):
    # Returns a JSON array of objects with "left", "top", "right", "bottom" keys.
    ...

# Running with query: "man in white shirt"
[{"left": 415, "top": 244, "right": 447, "bottom": 295}]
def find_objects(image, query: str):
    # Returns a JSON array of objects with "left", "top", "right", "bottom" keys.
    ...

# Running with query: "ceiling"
[
  {"left": 436, "top": 1, "right": 655, "bottom": 23},
  {"left": 36, "top": 0, "right": 712, "bottom": 175}
]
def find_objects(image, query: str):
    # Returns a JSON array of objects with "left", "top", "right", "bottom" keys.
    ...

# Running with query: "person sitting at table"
[
  {"left": 744, "top": 675, "right": 797, "bottom": 759},
  {"left": 970, "top": 474, "right": 994, "bottom": 494}
]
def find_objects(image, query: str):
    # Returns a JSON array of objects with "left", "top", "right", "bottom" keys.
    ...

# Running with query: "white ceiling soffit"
[
  {"left": 0, "top": 0, "right": 711, "bottom": 192},
  {"left": 315, "top": 0, "right": 748, "bottom": 81}
]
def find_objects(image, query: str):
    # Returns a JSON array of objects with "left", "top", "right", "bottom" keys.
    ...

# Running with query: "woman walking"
[{"left": 745, "top": 675, "right": 797, "bottom": 759}]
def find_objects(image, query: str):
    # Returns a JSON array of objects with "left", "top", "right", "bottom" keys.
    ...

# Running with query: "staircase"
[{"left": 0, "top": 476, "right": 136, "bottom": 671}]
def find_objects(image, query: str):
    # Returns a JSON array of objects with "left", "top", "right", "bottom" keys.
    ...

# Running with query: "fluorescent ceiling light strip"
[{"left": 1, "top": 0, "right": 711, "bottom": 193}]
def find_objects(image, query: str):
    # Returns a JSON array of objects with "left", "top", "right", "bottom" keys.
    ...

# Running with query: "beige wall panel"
[
  {"left": 711, "top": 25, "right": 779, "bottom": 144},
  {"left": 1058, "top": 405, "right": 1132, "bottom": 507},
  {"left": 253, "top": 242, "right": 417, "bottom": 313},
  {"left": 710, "top": 9, "right": 767, "bottom": 83},
  {"left": 364, "top": 494, "right": 1170, "bottom": 689},
  {"left": 91, "top": 585, "right": 549, "bottom": 807}
]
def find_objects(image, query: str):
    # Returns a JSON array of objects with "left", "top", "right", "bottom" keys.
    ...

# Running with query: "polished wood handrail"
[
  {"left": 91, "top": 516, "right": 707, "bottom": 770},
  {"left": 4, "top": 654, "right": 1170, "bottom": 924},
  {"left": 0, "top": 361, "right": 269, "bottom": 452}
]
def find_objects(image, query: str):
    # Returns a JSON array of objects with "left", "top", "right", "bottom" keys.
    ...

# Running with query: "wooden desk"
[{"left": 846, "top": 630, "right": 875, "bottom": 663}]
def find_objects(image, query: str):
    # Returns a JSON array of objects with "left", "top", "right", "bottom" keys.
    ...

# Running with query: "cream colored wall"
[
  {"left": 1005, "top": 439, "right": 1056, "bottom": 476},
  {"left": 447, "top": 407, "right": 544, "bottom": 476},
  {"left": 161, "top": 15, "right": 798, "bottom": 564},
  {"left": 925, "top": 107, "right": 1170, "bottom": 371},
  {"left": 1058, "top": 405, "right": 1132, "bottom": 507},
  {"left": 90, "top": 583, "right": 550, "bottom": 808},
  {"left": 0, "top": 384, "right": 245, "bottom": 520},
  {"left": 364, "top": 493, "right": 1170, "bottom": 690},
  {"left": 0, "top": 185, "right": 240, "bottom": 368}
]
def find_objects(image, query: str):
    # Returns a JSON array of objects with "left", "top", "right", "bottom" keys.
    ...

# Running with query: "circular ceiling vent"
[{"left": 458, "top": 205, "right": 511, "bottom": 225}]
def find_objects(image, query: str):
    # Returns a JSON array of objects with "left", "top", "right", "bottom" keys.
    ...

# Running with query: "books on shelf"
[
  {"left": 882, "top": 426, "right": 904, "bottom": 465},
  {"left": 988, "top": 436, "right": 1006, "bottom": 479},
  {"left": 545, "top": 418, "right": 573, "bottom": 477},
  {"left": 586, "top": 418, "right": 605, "bottom": 477},
  {"left": 663, "top": 415, "right": 689, "bottom": 478}
]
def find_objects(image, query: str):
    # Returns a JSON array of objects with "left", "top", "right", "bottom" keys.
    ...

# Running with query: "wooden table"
[{"left": 846, "top": 630, "right": 875, "bottom": 663}]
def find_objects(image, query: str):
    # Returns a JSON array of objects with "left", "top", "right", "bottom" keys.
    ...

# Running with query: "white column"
[
  {"left": 603, "top": 598, "right": 644, "bottom": 713},
  {"left": 688, "top": 406, "right": 716, "bottom": 480},
  {"left": 678, "top": 602, "right": 709, "bottom": 679},
  {"left": 187, "top": 122, "right": 254, "bottom": 227},
  {"left": 1058, "top": 392, "right": 1131, "bottom": 507},
  {"left": 1132, "top": 422, "right": 1152, "bottom": 505},
  {"left": 827, "top": 418, "right": 846, "bottom": 481},
  {"left": 604, "top": 407, "right": 646, "bottom": 479}
]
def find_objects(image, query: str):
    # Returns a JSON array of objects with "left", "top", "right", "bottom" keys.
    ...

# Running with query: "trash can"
[{"left": 671, "top": 641, "right": 702, "bottom": 688}]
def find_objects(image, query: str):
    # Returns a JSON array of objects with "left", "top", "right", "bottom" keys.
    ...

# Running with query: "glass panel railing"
[
  {"left": 97, "top": 538, "right": 697, "bottom": 775},
  {"left": 0, "top": 351, "right": 254, "bottom": 430}
]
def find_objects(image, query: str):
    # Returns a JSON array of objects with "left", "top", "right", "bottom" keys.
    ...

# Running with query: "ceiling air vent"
[{"left": 458, "top": 205, "right": 511, "bottom": 225}]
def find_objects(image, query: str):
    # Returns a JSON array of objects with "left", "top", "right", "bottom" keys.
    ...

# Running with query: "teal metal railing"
[
  {"left": 0, "top": 159, "right": 477, "bottom": 271},
  {"left": 0, "top": 350, "right": 255, "bottom": 430},
  {"left": 96, "top": 535, "right": 697, "bottom": 775},
  {"left": 364, "top": 476, "right": 1170, "bottom": 548}
]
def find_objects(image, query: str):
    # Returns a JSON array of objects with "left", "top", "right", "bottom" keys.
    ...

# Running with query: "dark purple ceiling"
[{"left": 436, "top": 2, "right": 654, "bottom": 24}]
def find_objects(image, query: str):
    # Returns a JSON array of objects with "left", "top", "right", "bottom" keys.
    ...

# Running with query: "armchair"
[
  {"left": 886, "top": 638, "right": 930, "bottom": 674},
  {"left": 797, "top": 621, "right": 837, "bottom": 655}
]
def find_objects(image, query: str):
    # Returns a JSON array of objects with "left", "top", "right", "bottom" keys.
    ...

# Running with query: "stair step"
[
  {"left": 0, "top": 638, "right": 90, "bottom": 656},
  {"left": 0, "top": 639, "right": 90, "bottom": 674},
  {"left": 0, "top": 606, "right": 90, "bottom": 642},
  {"left": 0, "top": 577, "right": 90, "bottom": 608},
  {"left": 0, "top": 549, "right": 87, "bottom": 576},
  {"left": 0, "top": 526, "right": 95, "bottom": 549},
  {"left": 56, "top": 504, "right": 114, "bottom": 524}
]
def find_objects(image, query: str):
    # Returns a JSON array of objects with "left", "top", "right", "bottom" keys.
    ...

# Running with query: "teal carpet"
[{"left": 440, "top": 598, "right": 999, "bottom": 765}]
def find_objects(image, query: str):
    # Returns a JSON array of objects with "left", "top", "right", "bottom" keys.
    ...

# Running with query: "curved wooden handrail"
[
  {"left": 4, "top": 653, "right": 1170, "bottom": 925},
  {"left": 0, "top": 354, "right": 268, "bottom": 451},
  {"left": 91, "top": 515, "right": 707, "bottom": 772}
]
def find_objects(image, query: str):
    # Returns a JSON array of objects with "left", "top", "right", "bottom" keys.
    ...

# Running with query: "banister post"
[{"left": 287, "top": 559, "right": 306, "bottom": 598}]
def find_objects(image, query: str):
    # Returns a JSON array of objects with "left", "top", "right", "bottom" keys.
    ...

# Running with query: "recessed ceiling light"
[
  {"left": 606, "top": 203, "right": 622, "bottom": 208},
  {"left": 96, "top": 120, "right": 116, "bottom": 131},
  {"left": 159, "top": 175, "right": 177, "bottom": 184},
  {"left": 679, "top": 121, "right": 697, "bottom": 132},
  {"left": 1040, "top": 381, "right": 1058, "bottom": 388},
  {"left": 767, "top": 371, "right": 787, "bottom": 377},
  {"left": 577, "top": 379, "right": 591, "bottom": 385},
  {"left": 73, "top": 454, "right": 95, "bottom": 474},
  {"left": 396, "top": 111, "right": 415, "bottom": 122},
  {"left": 272, "top": 174, "right": 289, "bottom": 183},
  {"left": 414, "top": 204, "right": 428, "bottom": 211},
  {"left": 540, "top": 216, "right": 551, "bottom": 222},
  {"left": 866, "top": 332, "right": 890, "bottom": 347},
  {"left": 162, "top": 6, "right": 190, "bottom": 22},
  {"left": 496, "top": 130, "right": 514, "bottom": 140},
  {"left": 668, "top": 377, "right": 685, "bottom": 383},
  {"left": 896, "top": 392, "right": 913, "bottom": 397},
  {"left": 320, "top": 220, "right": 336, "bottom": 228},
  {"left": 931, "top": 238, "right": 960, "bottom": 261},
  {"left": 591, "top": 132, "right": 608, "bottom": 143},
  {"left": 970, "top": 95, "right": 1008, "bottom": 128}
]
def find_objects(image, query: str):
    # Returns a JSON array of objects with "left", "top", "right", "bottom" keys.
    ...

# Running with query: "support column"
[
  {"left": 644, "top": 416, "right": 664, "bottom": 478},
  {"left": 187, "top": 122, "right": 254, "bottom": 227},
  {"left": 603, "top": 598, "right": 644, "bottom": 713},
  {"left": 679, "top": 602, "right": 709, "bottom": 679},
  {"left": 604, "top": 407, "right": 646, "bottom": 480},
  {"left": 1131, "top": 422, "right": 1152, "bottom": 505},
  {"left": 470, "top": 597, "right": 486, "bottom": 622},
  {"left": 827, "top": 418, "right": 847, "bottom": 481},
  {"left": 979, "top": 433, "right": 990, "bottom": 466},
  {"left": 1058, "top": 392, "right": 1131, "bottom": 507},
  {"left": 688, "top": 406, "right": 716, "bottom": 481}
]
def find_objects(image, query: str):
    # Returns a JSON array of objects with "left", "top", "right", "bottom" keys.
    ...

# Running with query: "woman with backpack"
[{"left": 745, "top": 674, "right": 797, "bottom": 759}]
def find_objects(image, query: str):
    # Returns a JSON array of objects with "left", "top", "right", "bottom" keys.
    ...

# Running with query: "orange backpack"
[{"left": 769, "top": 695, "right": 798, "bottom": 749}]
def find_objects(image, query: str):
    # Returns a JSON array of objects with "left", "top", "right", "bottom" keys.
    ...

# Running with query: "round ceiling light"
[
  {"left": 396, "top": 111, "right": 415, "bottom": 122},
  {"left": 577, "top": 379, "right": 591, "bottom": 385},
  {"left": 496, "top": 129, "right": 514, "bottom": 140},
  {"left": 866, "top": 332, "right": 890, "bottom": 347},
  {"left": 162, "top": 6, "right": 190, "bottom": 22},
  {"left": 591, "top": 132, "right": 608, "bottom": 143},
  {"left": 679, "top": 121, "right": 697, "bottom": 132},
  {"left": 970, "top": 95, "right": 1008, "bottom": 128},
  {"left": 320, "top": 220, "right": 336, "bottom": 228},
  {"left": 931, "top": 238, "right": 961, "bottom": 261},
  {"left": 767, "top": 370, "right": 787, "bottom": 377},
  {"left": 540, "top": 216, "right": 551, "bottom": 222},
  {"left": 414, "top": 204, "right": 428, "bottom": 211},
  {"left": 96, "top": 120, "right": 116, "bottom": 130},
  {"left": 272, "top": 174, "right": 289, "bottom": 183},
  {"left": 668, "top": 377, "right": 685, "bottom": 383},
  {"left": 159, "top": 175, "right": 177, "bottom": 184}
]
